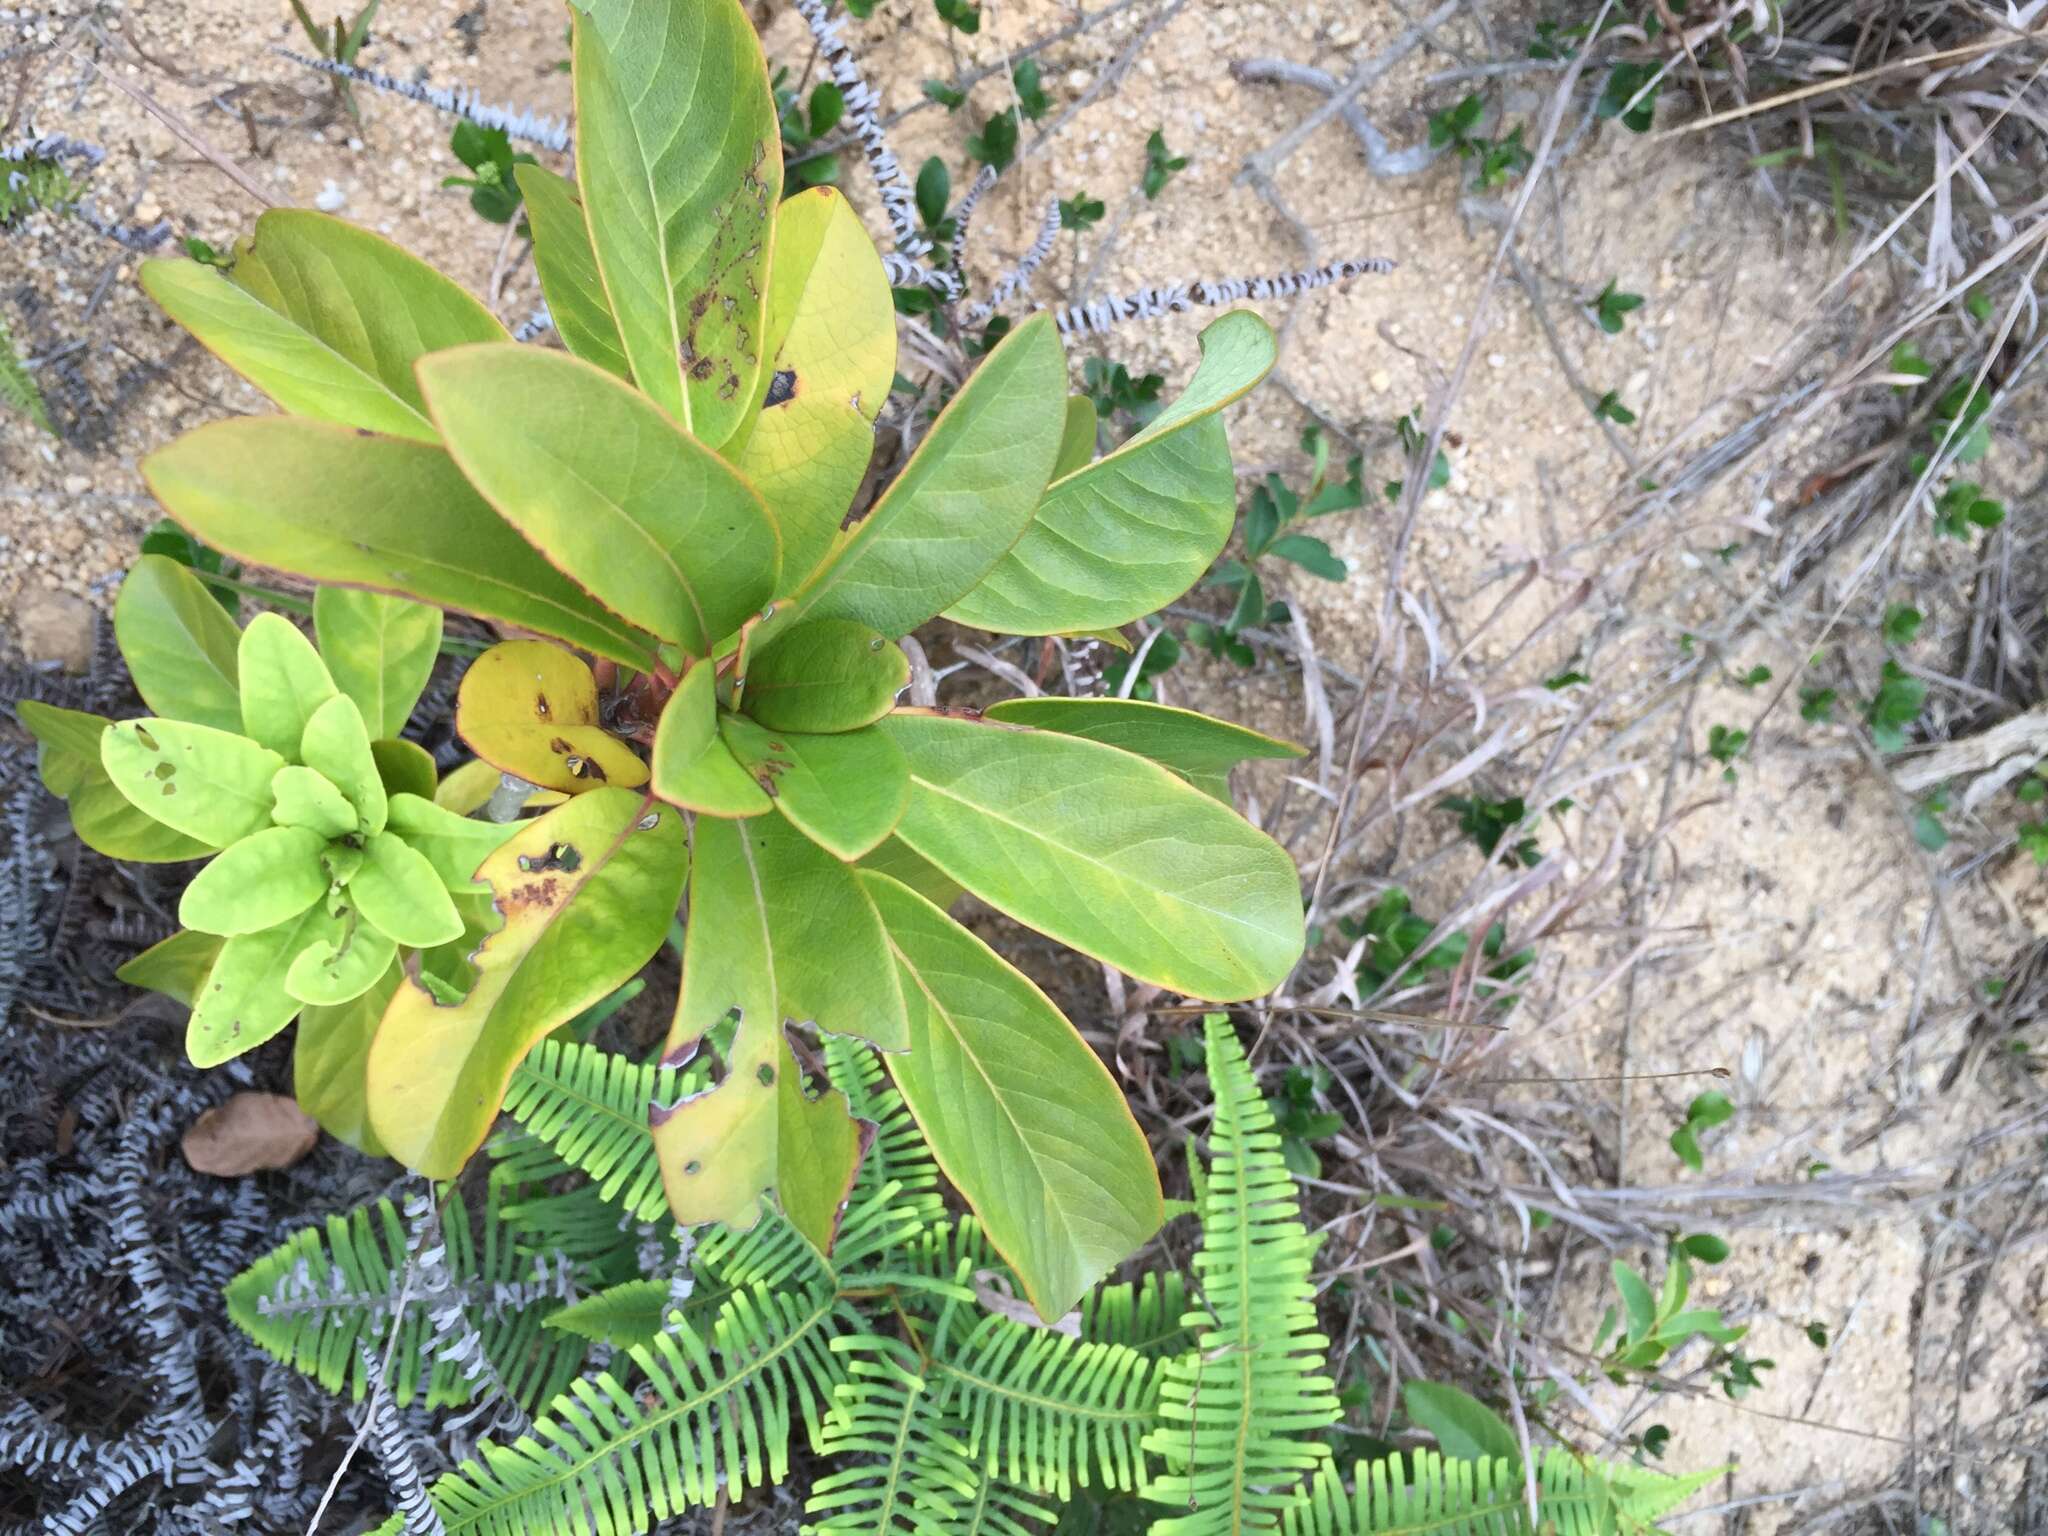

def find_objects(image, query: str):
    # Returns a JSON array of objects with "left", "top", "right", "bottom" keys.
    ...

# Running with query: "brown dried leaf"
[{"left": 181, "top": 1092, "right": 320, "bottom": 1176}]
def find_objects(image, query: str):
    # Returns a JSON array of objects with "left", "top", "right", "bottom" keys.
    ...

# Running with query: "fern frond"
[
  {"left": 502, "top": 1040, "right": 692, "bottom": 1221},
  {"left": 540, "top": 1277, "right": 669, "bottom": 1351},
  {"left": 826, "top": 1034, "right": 946, "bottom": 1263},
  {"left": 1081, "top": 1272, "right": 1195, "bottom": 1358},
  {"left": 1280, "top": 1450, "right": 1723, "bottom": 1536},
  {"left": 390, "top": 1280, "right": 852, "bottom": 1535},
  {"left": 225, "top": 1185, "right": 583, "bottom": 1413},
  {"left": 808, "top": 1334, "right": 1052, "bottom": 1536},
  {"left": 0, "top": 313, "right": 52, "bottom": 435},
  {"left": 1143, "top": 1016, "right": 1342, "bottom": 1534},
  {"left": 931, "top": 1311, "right": 1160, "bottom": 1499}
]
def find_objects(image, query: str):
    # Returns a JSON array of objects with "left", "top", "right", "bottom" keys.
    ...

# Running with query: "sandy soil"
[{"left": 5, "top": 0, "right": 2043, "bottom": 1527}]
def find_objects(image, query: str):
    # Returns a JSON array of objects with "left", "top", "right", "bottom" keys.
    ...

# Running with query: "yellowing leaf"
[
  {"left": 718, "top": 715, "right": 908, "bottom": 861},
  {"left": 300, "top": 694, "right": 387, "bottom": 836},
  {"left": 433, "top": 756, "right": 502, "bottom": 815},
  {"left": 102, "top": 718, "right": 282, "bottom": 848},
  {"left": 650, "top": 659, "right": 770, "bottom": 817},
  {"left": 237, "top": 612, "right": 338, "bottom": 759},
  {"left": 740, "top": 618, "right": 908, "bottom": 734},
  {"left": 140, "top": 419, "right": 659, "bottom": 669},
  {"left": 865, "top": 871, "right": 1163, "bottom": 1318},
  {"left": 418, "top": 345, "right": 781, "bottom": 658},
  {"left": 366, "top": 789, "right": 686, "bottom": 1177},
  {"left": 786, "top": 314, "right": 1067, "bottom": 639},
  {"left": 114, "top": 553, "right": 242, "bottom": 732},
  {"left": 456, "top": 640, "right": 649, "bottom": 794},
  {"left": 515, "top": 164, "right": 630, "bottom": 381},
  {"left": 178, "top": 826, "right": 329, "bottom": 936},
  {"left": 948, "top": 310, "right": 1277, "bottom": 635},
  {"left": 772, "top": 1036, "right": 867, "bottom": 1253},
  {"left": 139, "top": 209, "right": 505, "bottom": 441},
  {"left": 573, "top": 0, "right": 781, "bottom": 442},
  {"left": 725, "top": 187, "right": 895, "bottom": 588},
  {"left": 313, "top": 586, "right": 444, "bottom": 739}
]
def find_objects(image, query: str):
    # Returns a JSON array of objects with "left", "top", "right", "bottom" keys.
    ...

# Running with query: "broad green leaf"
[
  {"left": 1613, "top": 1261, "right": 1658, "bottom": 1346},
  {"left": 455, "top": 640, "right": 649, "bottom": 794},
  {"left": 237, "top": 612, "right": 338, "bottom": 759},
  {"left": 69, "top": 774, "right": 216, "bottom": 863},
  {"left": 187, "top": 902, "right": 335, "bottom": 1066},
  {"left": 948, "top": 310, "right": 1277, "bottom": 635},
  {"left": 16, "top": 700, "right": 108, "bottom": 796},
  {"left": 572, "top": 0, "right": 781, "bottom": 442},
  {"left": 295, "top": 960, "right": 400, "bottom": 1154},
  {"left": 649, "top": 658, "right": 770, "bottom": 817},
  {"left": 350, "top": 831, "right": 462, "bottom": 947},
  {"left": 719, "top": 715, "right": 908, "bottom": 861},
  {"left": 370, "top": 738, "right": 439, "bottom": 803},
  {"left": 787, "top": 313, "right": 1067, "bottom": 639},
  {"left": 864, "top": 870, "right": 1163, "bottom": 1318},
  {"left": 102, "top": 718, "right": 282, "bottom": 847},
  {"left": 1401, "top": 1382, "right": 1521, "bottom": 1466},
  {"left": 138, "top": 209, "right": 505, "bottom": 442},
  {"left": 178, "top": 826, "right": 329, "bottom": 936},
  {"left": 745, "top": 812, "right": 909, "bottom": 1051},
  {"left": 313, "top": 587, "right": 443, "bottom": 739},
  {"left": 875, "top": 711, "right": 1304, "bottom": 1001},
  {"left": 386, "top": 793, "right": 520, "bottom": 892},
  {"left": 301, "top": 694, "right": 387, "bottom": 836},
  {"left": 286, "top": 909, "right": 400, "bottom": 1006},
  {"left": 141, "top": 419, "right": 659, "bottom": 669},
  {"left": 856, "top": 836, "right": 962, "bottom": 910},
  {"left": 740, "top": 618, "right": 907, "bottom": 734},
  {"left": 366, "top": 789, "right": 686, "bottom": 1177},
  {"left": 116, "top": 929, "right": 224, "bottom": 1006},
  {"left": 114, "top": 553, "right": 242, "bottom": 731},
  {"left": 1054, "top": 393, "right": 1097, "bottom": 478},
  {"left": 514, "top": 163, "right": 630, "bottom": 380},
  {"left": 725, "top": 187, "right": 895, "bottom": 587},
  {"left": 652, "top": 815, "right": 865, "bottom": 1239},
  {"left": 270, "top": 765, "right": 358, "bottom": 837},
  {"left": 983, "top": 697, "right": 1304, "bottom": 802},
  {"left": 418, "top": 345, "right": 781, "bottom": 657}
]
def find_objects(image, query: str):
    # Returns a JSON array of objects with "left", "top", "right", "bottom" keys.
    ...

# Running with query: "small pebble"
[{"left": 314, "top": 179, "right": 347, "bottom": 212}]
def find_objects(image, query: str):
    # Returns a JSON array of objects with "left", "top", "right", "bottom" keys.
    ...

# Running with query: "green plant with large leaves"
[
  {"left": 225, "top": 1018, "right": 1716, "bottom": 1536},
  {"left": 128, "top": 0, "right": 1309, "bottom": 1319}
]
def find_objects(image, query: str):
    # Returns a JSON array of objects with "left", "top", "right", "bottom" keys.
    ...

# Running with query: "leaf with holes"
[
  {"left": 101, "top": 718, "right": 282, "bottom": 848},
  {"left": 18, "top": 702, "right": 215, "bottom": 863},
  {"left": 365, "top": 788, "right": 686, "bottom": 1177},
  {"left": 719, "top": 714, "right": 909, "bottom": 861},
  {"left": 949, "top": 310, "right": 1275, "bottom": 635},
  {"left": 456, "top": 640, "right": 649, "bottom": 794}
]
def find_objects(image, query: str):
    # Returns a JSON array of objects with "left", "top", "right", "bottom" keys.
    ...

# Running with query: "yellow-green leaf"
[
  {"left": 188, "top": 903, "right": 335, "bottom": 1067},
  {"left": 16, "top": 700, "right": 107, "bottom": 797},
  {"left": 300, "top": 694, "right": 387, "bottom": 836},
  {"left": 295, "top": 960, "right": 399, "bottom": 1154},
  {"left": 370, "top": 738, "right": 439, "bottom": 803},
  {"left": 116, "top": 929, "right": 225, "bottom": 1006},
  {"left": 386, "top": 792, "right": 519, "bottom": 892},
  {"left": 1054, "top": 393, "right": 1097, "bottom": 478},
  {"left": 178, "top": 826, "right": 329, "bottom": 936},
  {"left": 772, "top": 1035, "right": 867, "bottom": 1253},
  {"left": 138, "top": 209, "right": 505, "bottom": 442},
  {"left": 786, "top": 313, "right": 1067, "bottom": 639},
  {"left": 141, "top": 419, "right": 659, "bottom": 669},
  {"left": 418, "top": 344, "right": 781, "bottom": 657},
  {"left": 366, "top": 789, "right": 686, "bottom": 1177},
  {"left": 69, "top": 774, "right": 217, "bottom": 863},
  {"left": 865, "top": 870, "right": 1163, "bottom": 1319},
  {"left": 515, "top": 163, "right": 630, "bottom": 380},
  {"left": 875, "top": 710, "right": 1304, "bottom": 1001},
  {"left": 719, "top": 714, "right": 908, "bottom": 862},
  {"left": 983, "top": 696, "right": 1305, "bottom": 803},
  {"left": 114, "top": 553, "right": 242, "bottom": 731},
  {"left": 572, "top": 0, "right": 781, "bottom": 442},
  {"left": 433, "top": 757, "right": 502, "bottom": 815},
  {"left": 285, "top": 909, "right": 399, "bottom": 1007},
  {"left": 740, "top": 618, "right": 907, "bottom": 734},
  {"left": 313, "top": 586, "right": 443, "bottom": 740},
  {"left": 102, "top": 718, "right": 282, "bottom": 847},
  {"left": 725, "top": 187, "right": 895, "bottom": 587},
  {"left": 948, "top": 310, "right": 1277, "bottom": 635},
  {"left": 650, "top": 659, "right": 770, "bottom": 817},
  {"left": 350, "top": 832, "right": 462, "bottom": 948},
  {"left": 455, "top": 640, "right": 649, "bottom": 794},
  {"left": 270, "top": 765, "right": 358, "bottom": 837},
  {"left": 237, "top": 612, "right": 338, "bottom": 759}
]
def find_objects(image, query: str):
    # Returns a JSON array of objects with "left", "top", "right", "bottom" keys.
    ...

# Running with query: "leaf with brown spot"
[
  {"left": 456, "top": 640, "right": 648, "bottom": 794},
  {"left": 181, "top": 1091, "right": 321, "bottom": 1175}
]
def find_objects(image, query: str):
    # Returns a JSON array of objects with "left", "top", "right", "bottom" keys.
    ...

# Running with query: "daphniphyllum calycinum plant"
[{"left": 110, "top": 0, "right": 1310, "bottom": 1318}]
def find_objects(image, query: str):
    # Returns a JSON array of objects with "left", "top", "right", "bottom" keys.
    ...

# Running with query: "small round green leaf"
[
  {"left": 270, "top": 765, "right": 359, "bottom": 838},
  {"left": 101, "top": 717, "right": 283, "bottom": 848},
  {"left": 350, "top": 831, "right": 463, "bottom": 947},
  {"left": 719, "top": 714, "right": 909, "bottom": 861},
  {"left": 114, "top": 553, "right": 243, "bottom": 731},
  {"left": 741, "top": 619, "right": 909, "bottom": 734},
  {"left": 178, "top": 825, "right": 330, "bottom": 936},
  {"left": 237, "top": 612, "right": 338, "bottom": 758},
  {"left": 300, "top": 694, "right": 388, "bottom": 836}
]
